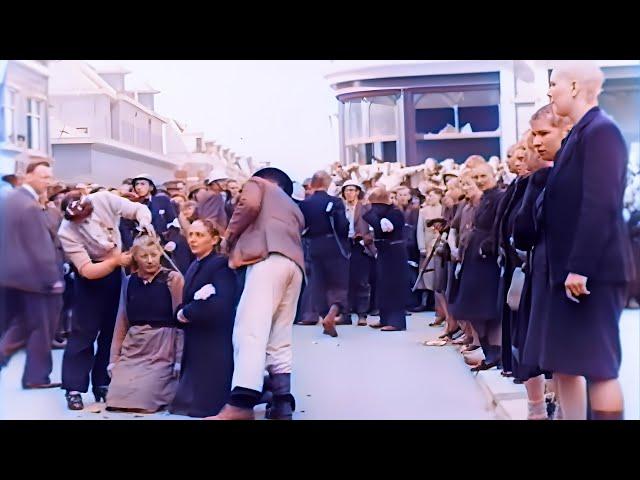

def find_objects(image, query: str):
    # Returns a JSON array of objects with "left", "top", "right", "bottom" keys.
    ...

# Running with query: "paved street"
[{"left": 1, "top": 310, "right": 637, "bottom": 420}]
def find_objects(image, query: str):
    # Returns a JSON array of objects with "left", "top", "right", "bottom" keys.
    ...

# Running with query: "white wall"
[
  {"left": 50, "top": 94, "right": 112, "bottom": 140},
  {"left": 2, "top": 61, "right": 50, "bottom": 157},
  {"left": 89, "top": 60, "right": 341, "bottom": 182}
]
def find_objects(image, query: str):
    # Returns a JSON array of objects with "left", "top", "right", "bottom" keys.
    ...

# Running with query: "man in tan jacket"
[{"left": 211, "top": 167, "right": 305, "bottom": 420}]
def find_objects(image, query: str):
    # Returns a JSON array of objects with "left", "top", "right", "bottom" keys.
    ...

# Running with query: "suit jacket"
[
  {"left": 225, "top": 176, "right": 305, "bottom": 272},
  {"left": 299, "top": 191, "right": 349, "bottom": 239},
  {"left": 0, "top": 187, "right": 63, "bottom": 293},
  {"left": 120, "top": 194, "right": 177, "bottom": 250},
  {"left": 363, "top": 203, "right": 405, "bottom": 242},
  {"left": 197, "top": 191, "right": 229, "bottom": 231},
  {"left": 353, "top": 202, "right": 377, "bottom": 257},
  {"left": 543, "top": 106, "right": 635, "bottom": 284},
  {"left": 148, "top": 194, "right": 177, "bottom": 235}
]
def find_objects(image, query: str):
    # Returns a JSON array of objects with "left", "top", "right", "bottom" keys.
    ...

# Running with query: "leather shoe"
[
  {"left": 23, "top": 382, "right": 62, "bottom": 389},
  {"left": 368, "top": 322, "right": 383, "bottom": 329},
  {"left": 321, "top": 305, "right": 339, "bottom": 337}
]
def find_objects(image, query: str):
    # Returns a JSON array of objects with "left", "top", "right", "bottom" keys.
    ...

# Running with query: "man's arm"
[
  {"left": 224, "top": 180, "right": 262, "bottom": 245},
  {"left": 97, "top": 191, "right": 152, "bottom": 225}
]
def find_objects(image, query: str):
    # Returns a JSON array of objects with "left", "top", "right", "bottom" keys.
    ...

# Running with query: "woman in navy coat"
[
  {"left": 363, "top": 188, "right": 408, "bottom": 331},
  {"left": 450, "top": 164, "right": 504, "bottom": 370},
  {"left": 169, "top": 219, "right": 238, "bottom": 418},
  {"left": 542, "top": 64, "right": 636, "bottom": 420}
]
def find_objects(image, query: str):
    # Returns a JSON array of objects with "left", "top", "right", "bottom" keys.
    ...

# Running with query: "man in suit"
[
  {"left": 120, "top": 173, "right": 177, "bottom": 250},
  {"left": 193, "top": 171, "right": 230, "bottom": 231},
  {"left": 0, "top": 161, "right": 64, "bottom": 388},
  {"left": 341, "top": 180, "right": 376, "bottom": 326},
  {"left": 211, "top": 167, "right": 305, "bottom": 420},
  {"left": 298, "top": 171, "right": 350, "bottom": 337},
  {"left": 544, "top": 61, "right": 636, "bottom": 420}
]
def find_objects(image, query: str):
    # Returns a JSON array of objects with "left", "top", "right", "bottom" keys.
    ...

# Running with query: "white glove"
[{"left": 380, "top": 218, "right": 394, "bottom": 232}]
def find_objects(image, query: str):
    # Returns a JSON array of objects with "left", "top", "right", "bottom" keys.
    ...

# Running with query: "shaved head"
[
  {"left": 552, "top": 61, "right": 604, "bottom": 101},
  {"left": 548, "top": 61, "right": 604, "bottom": 120}
]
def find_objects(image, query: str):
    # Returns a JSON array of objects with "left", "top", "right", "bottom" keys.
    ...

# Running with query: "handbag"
[{"left": 506, "top": 266, "right": 525, "bottom": 311}]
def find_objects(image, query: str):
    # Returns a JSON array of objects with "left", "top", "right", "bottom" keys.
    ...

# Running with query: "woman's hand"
[
  {"left": 565, "top": 272, "right": 590, "bottom": 302},
  {"left": 177, "top": 309, "right": 189, "bottom": 324}
]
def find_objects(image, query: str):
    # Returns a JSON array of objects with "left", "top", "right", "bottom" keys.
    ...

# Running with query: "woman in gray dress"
[{"left": 106, "top": 234, "right": 184, "bottom": 413}]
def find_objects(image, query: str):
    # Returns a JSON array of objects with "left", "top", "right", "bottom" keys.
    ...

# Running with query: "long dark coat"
[
  {"left": 169, "top": 252, "right": 237, "bottom": 417},
  {"left": 363, "top": 203, "right": 408, "bottom": 329}
]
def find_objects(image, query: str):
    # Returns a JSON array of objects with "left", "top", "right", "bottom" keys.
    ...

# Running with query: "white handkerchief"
[
  {"left": 380, "top": 218, "right": 394, "bottom": 232},
  {"left": 194, "top": 284, "right": 216, "bottom": 300},
  {"left": 159, "top": 209, "right": 166, "bottom": 215}
]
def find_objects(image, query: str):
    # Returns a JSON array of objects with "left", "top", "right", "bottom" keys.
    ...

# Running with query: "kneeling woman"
[
  {"left": 106, "top": 235, "right": 184, "bottom": 413},
  {"left": 169, "top": 219, "right": 238, "bottom": 418}
]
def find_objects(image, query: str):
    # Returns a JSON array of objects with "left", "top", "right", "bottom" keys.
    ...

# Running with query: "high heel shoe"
[
  {"left": 65, "top": 392, "right": 84, "bottom": 411},
  {"left": 93, "top": 386, "right": 108, "bottom": 403}
]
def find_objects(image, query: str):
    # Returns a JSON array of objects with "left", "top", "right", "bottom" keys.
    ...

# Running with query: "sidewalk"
[{"left": 471, "top": 309, "right": 639, "bottom": 420}]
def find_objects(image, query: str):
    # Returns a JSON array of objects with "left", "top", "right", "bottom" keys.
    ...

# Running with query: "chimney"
[{"left": 95, "top": 65, "right": 131, "bottom": 92}]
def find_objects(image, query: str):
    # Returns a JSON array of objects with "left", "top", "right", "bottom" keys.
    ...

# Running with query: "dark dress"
[
  {"left": 363, "top": 204, "right": 408, "bottom": 329},
  {"left": 450, "top": 188, "right": 504, "bottom": 326},
  {"left": 107, "top": 271, "right": 182, "bottom": 412},
  {"left": 445, "top": 203, "right": 464, "bottom": 305},
  {"left": 169, "top": 252, "right": 237, "bottom": 417},
  {"left": 511, "top": 169, "right": 552, "bottom": 381},
  {"left": 535, "top": 107, "right": 635, "bottom": 380},
  {"left": 493, "top": 178, "right": 529, "bottom": 374}
]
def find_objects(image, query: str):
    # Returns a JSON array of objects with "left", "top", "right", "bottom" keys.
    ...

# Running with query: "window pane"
[
  {"left": 29, "top": 98, "right": 42, "bottom": 116},
  {"left": 369, "top": 95, "right": 397, "bottom": 137},
  {"left": 345, "top": 99, "right": 365, "bottom": 142},
  {"left": 5, "top": 107, "right": 14, "bottom": 139},
  {"left": 28, "top": 115, "right": 41, "bottom": 150}
]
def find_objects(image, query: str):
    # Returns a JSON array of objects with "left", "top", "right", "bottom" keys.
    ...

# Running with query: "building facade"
[
  {"left": 325, "top": 60, "right": 640, "bottom": 167},
  {"left": 48, "top": 61, "right": 180, "bottom": 186},
  {"left": 1, "top": 60, "right": 51, "bottom": 174}
]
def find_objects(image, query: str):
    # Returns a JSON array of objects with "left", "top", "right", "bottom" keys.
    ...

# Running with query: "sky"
[{"left": 88, "top": 60, "right": 348, "bottom": 182}]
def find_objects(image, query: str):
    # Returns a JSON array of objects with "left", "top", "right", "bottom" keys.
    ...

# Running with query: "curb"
[{"left": 474, "top": 369, "right": 528, "bottom": 420}]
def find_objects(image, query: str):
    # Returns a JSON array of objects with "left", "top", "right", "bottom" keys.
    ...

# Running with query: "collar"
[
  {"left": 22, "top": 184, "right": 40, "bottom": 202},
  {"left": 571, "top": 106, "right": 601, "bottom": 136}
]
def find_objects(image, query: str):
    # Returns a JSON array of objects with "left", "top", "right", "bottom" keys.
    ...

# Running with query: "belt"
[
  {"left": 309, "top": 233, "right": 334, "bottom": 239},
  {"left": 374, "top": 239, "right": 404, "bottom": 245}
]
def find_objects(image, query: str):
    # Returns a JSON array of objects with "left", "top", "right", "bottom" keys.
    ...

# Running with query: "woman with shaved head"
[{"left": 534, "top": 62, "right": 635, "bottom": 420}]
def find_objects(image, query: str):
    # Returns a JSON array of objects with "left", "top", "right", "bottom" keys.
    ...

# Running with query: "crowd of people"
[{"left": 0, "top": 61, "right": 638, "bottom": 420}]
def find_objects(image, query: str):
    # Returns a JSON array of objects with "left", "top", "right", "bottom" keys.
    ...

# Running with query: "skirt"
[{"left": 107, "top": 325, "right": 182, "bottom": 412}]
